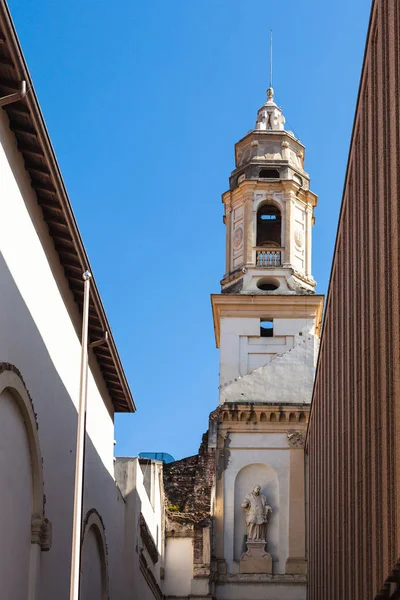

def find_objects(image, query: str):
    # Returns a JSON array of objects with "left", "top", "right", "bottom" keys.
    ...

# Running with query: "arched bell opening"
[{"left": 256, "top": 204, "right": 281, "bottom": 248}]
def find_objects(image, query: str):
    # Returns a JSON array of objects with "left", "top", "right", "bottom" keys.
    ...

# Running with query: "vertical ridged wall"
[{"left": 307, "top": 1, "right": 400, "bottom": 598}]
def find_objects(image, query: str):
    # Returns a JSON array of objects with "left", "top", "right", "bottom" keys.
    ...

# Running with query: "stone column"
[
  {"left": 283, "top": 194, "right": 293, "bottom": 267},
  {"left": 225, "top": 203, "right": 232, "bottom": 274},
  {"left": 285, "top": 431, "right": 307, "bottom": 574},
  {"left": 244, "top": 191, "right": 254, "bottom": 265},
  {"left": 214, "top": 431, "right": 227, "bottom": 576},
  {"left": 305, "top": 206, "right": 313, "bottom": 277}
]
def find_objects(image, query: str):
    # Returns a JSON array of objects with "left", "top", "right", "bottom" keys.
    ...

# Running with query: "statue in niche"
[{"left": 241, "top": 484, "right": 272, "bottom": 541}]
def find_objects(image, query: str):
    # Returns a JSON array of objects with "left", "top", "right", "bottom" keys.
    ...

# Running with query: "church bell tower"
[
  {"left": 162, "top": 85, "right": 325, "bottom": 600},
  {"left": 209, "top": 87, "right": 324, "bottom": 599},
  {"left": 221, "top": 86, "right": 316, "bottom": 296}
]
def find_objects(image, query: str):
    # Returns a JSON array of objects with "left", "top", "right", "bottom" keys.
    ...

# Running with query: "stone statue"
[{"left": 241, "top": 485, "right": 272, "bottom": 541}]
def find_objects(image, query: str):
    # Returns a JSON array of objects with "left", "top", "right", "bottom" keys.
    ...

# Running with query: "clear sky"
[{"left": 9, "top": 0, "right": 371, "bottom": 460}]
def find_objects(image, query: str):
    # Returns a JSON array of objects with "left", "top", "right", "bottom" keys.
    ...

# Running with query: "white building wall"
[
  {"left": 0, "top": 110, "right": 126, "bottom": 598},
  {"left": 164, "top": 538, "right": 193, "bottom": 598},
  {"left": 115, "top": 458, "right": 164, "bottom": 600},
  {"left": 80, "top": 527, "right": 104, "bottom": 599},
  {"left": 0, "top": 389, "right": 32, "bottom": 600},
  {"left": 222, "top": 432, "right": 290, "bottom": 574},
  {"left": 219, "top": 316, "right": 317, "bottom": 404}
]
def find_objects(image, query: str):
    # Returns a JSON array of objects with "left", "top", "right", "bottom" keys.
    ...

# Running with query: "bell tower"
[
  {"left": 163, "top": 85, "right": 326, "bottom": 600},
  {"left": 209, "top": 87, "right": 324, "bottom": 600},
  {"left": 221, "top": 87, "right": 317, "bottom": 295},
  {"left": 212, "top": 88, "right": 323, "bottom": 399}
]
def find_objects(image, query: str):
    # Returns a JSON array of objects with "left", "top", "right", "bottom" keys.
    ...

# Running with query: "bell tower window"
[
  {"left": 259, "top": 168, "right": 280, "bottom": 179},
  {"left": 260, "top": 319, "right": 274, "bottom": 337},
  {"left": 257, "top": 204, "right": 281, "bottom": 247}
]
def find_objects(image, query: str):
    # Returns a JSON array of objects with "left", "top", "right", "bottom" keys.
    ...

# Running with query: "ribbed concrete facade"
[{"left": 307, "top": 1, "right": 400, "bottom": 599}]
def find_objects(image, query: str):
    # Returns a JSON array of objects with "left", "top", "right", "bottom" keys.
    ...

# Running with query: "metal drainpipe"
[
  {"left": 69, "top": 270, "right": 92, "bottom": 600},
  {"left": 0, "top": 80, "right": 27, "bottom": 107}
]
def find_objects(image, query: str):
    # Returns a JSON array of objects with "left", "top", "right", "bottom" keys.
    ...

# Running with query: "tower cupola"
[
  {"left": 255, "top": 87, "right": 285, "bottom": 131},
  {"left": 221, "top": 88, "right": 317, "bottom": 295}
]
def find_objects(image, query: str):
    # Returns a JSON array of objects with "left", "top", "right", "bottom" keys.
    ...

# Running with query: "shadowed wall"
[{"left": 307, "top": 1, "right": 400, "bottom": 598}]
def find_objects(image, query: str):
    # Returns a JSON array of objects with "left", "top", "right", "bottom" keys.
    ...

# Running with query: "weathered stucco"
[{"left": 220, "top": 334, "right": 316, "bottom": 404}]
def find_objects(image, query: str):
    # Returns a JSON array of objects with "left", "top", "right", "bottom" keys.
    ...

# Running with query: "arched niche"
[
  {"left": 233, "top": 463, "right": 279, "bottom": 562},
  {"left": 0, "top": 364, "right": 48, "bottom": 600},
  {"left": 80, "top": 509, "right": 109, "bottom": 600}
]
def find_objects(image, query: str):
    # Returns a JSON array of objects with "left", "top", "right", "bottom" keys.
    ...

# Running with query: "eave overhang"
[
  {"left": 0, "top": 1, "right": 135, "bottom": 412},
  {"left": 211, "top": 293, "right": 324, "bottom": 348}
]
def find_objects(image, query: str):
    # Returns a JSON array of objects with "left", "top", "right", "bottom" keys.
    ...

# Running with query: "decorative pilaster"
[{"left": 286, "top": 431, "right": 307, "bottom": 574}]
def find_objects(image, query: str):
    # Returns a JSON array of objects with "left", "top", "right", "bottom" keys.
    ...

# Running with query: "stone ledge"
[{"left": 216, "top": 573, "right": 307, "bottom": 584}]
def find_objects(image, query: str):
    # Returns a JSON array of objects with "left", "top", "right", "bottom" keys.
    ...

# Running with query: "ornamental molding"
[
  {"left": 219, "top": 405, "right": 309, "bottom": 426},
  {"left": 287, "top": 431, "right": 306, "bottom": 449},
  {"left": 31, "top": 514, "right": 52, "bottom": 551}
]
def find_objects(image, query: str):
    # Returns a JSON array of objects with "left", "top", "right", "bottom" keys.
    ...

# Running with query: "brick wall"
[
  {"left": 163, "top": 433, "right": 215, "bottom": 525},
  {"left": 307, "top": 1, "right": 400, "bottom": 598}
]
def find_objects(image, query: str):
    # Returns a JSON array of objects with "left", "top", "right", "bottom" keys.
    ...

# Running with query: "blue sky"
[{"left": 9, "top": 0, "right": 371, "bottom": 460}]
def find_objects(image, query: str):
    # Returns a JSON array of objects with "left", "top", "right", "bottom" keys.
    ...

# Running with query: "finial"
[
  {"left": 266, "top": 32, "right": 275, "bottom": 103},
  {"left": 254, "top": 30, "right": 285, "bottom": 131},
  {"left": 269, "top": 29, "right": 273, "bottom": 89}
]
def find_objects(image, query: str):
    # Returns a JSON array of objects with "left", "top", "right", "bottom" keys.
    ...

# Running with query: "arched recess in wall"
[
  {"left": 80, "top": 509, "right": 109, "bottom": 600},
  {"left": 0, "top": 363, "right": 49, "bottom": 600},
  {"left": 233, "top": 463, "right": 279, "bottom": 562}
]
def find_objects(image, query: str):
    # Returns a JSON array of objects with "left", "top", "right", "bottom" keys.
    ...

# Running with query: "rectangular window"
[{"left": 260, "top": 318, "right": 273, "bottom": 337}]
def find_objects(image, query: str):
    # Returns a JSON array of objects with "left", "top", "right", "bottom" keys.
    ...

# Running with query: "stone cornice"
[
  {"left": 216, "top": 572, "right": 307, "bottom": 584},
  {"left": 211, "top": 293, "right": 324, "bottom": 348},
  {"left": 218, "top": 403, "right": 309, "bottom": 434}
]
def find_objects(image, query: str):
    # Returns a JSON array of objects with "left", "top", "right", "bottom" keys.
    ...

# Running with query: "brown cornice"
[
  {"left": 0, "top": 1, "right": 134, "bottom": 412},
  {"left": 218, "top": 402, "right": 310, "bottom": 432},
  {"left": 211, "top": 293, "right": 324, "bottom": 348}
]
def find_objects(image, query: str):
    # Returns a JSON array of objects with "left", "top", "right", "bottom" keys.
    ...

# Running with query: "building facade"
[
  {"left": 163, "top": 87, "right": 323, "bottom": 599},
  {"left": 0, "top": 2, "right": 164, "bottom": 599},
  {"left": 307, "top": 0, "right": 400, "bottom": 598}
]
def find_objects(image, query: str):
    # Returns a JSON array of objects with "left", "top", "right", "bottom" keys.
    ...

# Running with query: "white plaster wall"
[
  {"left": 137, "top": 461, "right": 163, "bottom": 554},
  {"left": 80, "top": 527, "right": 104, "bottom": 600},
  {"left": 219, "top": 316, "right": 317, "bottom": 404},
  {"left": 164, "top": 537, "right": 193, "bottom": 597},
  {"left": 0, "top": 389, "right": 32, "bottom": 600},
  {"left": 114, "top": 458, "right": 164, "bottom": 600},
  {"left": 223, "top": 432, "right": 290, "bottom": 574},
  {"left": 0, "top": 110, "right": 126, "bottom": 599}
]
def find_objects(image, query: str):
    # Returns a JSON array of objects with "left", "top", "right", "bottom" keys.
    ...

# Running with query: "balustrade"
[{"left": 256, "top": 249, "right": 282, "bottom": 267}]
